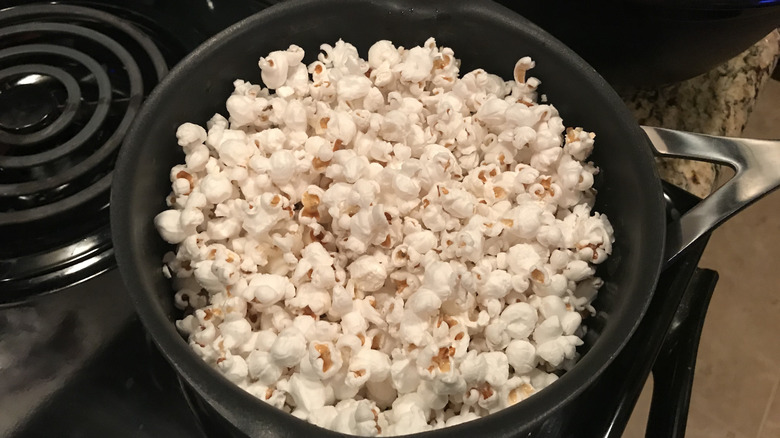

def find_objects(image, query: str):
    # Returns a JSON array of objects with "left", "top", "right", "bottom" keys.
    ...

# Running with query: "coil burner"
[{"left": 0, "top": 4, "right": 180, "bottom": 302}]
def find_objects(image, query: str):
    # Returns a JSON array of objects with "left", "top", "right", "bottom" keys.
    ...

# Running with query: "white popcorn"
[
  {"left": 288, "top": 373, "right": 334, "bottom": 417},
  {"left": 367, "top": 379, "right": 397, "bottom": 410},
  {"left": 485, "top": 320, "right": 511, "bottom": 350},
  {"left": 533, "top": 314, "right": 563, "bottom": 343},
  {"left": 216, "top": 352, "right": 248, "bottom": 384},
  {"left": 154, "top": 210, "right": 187, "bottom": 244},
  {"left": 325, "top": 110, "right": 358, "bottom": 145},
  {"left": 287, "top": 282, "right": 332, "bottom": 316},
  {"left": 482, "top": 351, "right": 509, "bottom": 388},
  {"left": 368, "top": 40, "right": 401, "bottom": 69},
  {"left": 527, "top": 368, "right": 559, "bottom": 391},
  {"left": 157, "top": 38, "right": 615, "bottom": 436},
  {"left": 176, "top": 122, "right": 207, "bottom": 149},
  {"left": 536, "top": 335, "right": 583, "bottom": 367},
  {"left": 350, "top": 348, "right": 391, "bottom": 383},
  {"left": 199, "top": 173, "right": 233, "bottom": 205},
  {"left": 330, "top": 399, "right": 382, "bottom": 435},
  {"left": 499, "top": 376, "right": 536, "bottom": 409},
  {"left": 479, "top": 269, "right": 512, "bottom": 299},
  {"left": 348, "top": 255, "right": 388, "bottom": 292},
  {"left": 500, "top": 302, "right": 538, "bottom": 340},
  {"left": 259, "top": 50, "right": 290, "bottom": 90},
  {"left": 386, "top": 395, "right": 431, "bottom": 435},
  {"left": 219, "top": 318, "right": 252, "bottom": 350},
  {"left": 397, "top": 46, "right": 434, "bottom": 84},
  {"left": 307, "top": 341, "right": 343, "bottom": 379},
  {"left": 539, "top": 296, "right": 567, "bottom": 321},
  {"left": 390, "top": 357, "right": 421, "bottom": 394},
  {"left": 246, "top": 350, "right": 283, "bottom": 385},
  {"left": 406, "top": 288, "right": 442, "bottom": 317},
  {"left": 309, "top": 406, "right": 339, "bottom": 430},
  {"left": 268, "top": 149, "right": 297, "bottom": 185},
  {"left": 561, "top": 311, "right": 583, "bottom": 336},
  {"left": 225, "top": 94, "right": 257, "bottom": 127},
  {"left": 269, "top": 327, "right": 307, "bottom": 367},
  {"left": 192, "top": 261, "right": 224, "bottom": 293},
  {"left": 506, "top": 340, "right": 537, "bottom": 374},
  {"left": 446, "top": 410, "right": 480, "bottom": 427},
  {"left": 459, "top": 350, "right": 487, "bottom": 384},
  {"left": 247, "top": 274, "right": 294, "bottom": 306},
  {"left": 337, "top": 74, "right": 372, "bottom": 101},
  {"left": 475, "top": 97, "right": 509, "bottom": 128},
  {"left": 506, "top": 244, "right": 543, "bottom": 277}
]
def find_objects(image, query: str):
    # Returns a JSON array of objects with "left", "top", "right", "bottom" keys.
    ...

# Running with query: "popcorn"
[
  {"left": 248, "top": 274, "right": 294, "bottom": 306},
  {"left": 536, "top": 335, "right": 583, "bottom": 367},
  {"left": 478, "top": 269, "right": 512, "bottom": 299},
  {"left": 269, "top": 327, "right": 307, "bottom": 367},
  {"left": 246, "top": 350, "right": 283, "bottom": 385},
  {"left": 157, "top": 38, "right": 614, "bottom": 436},
  {"left": 348, "top": 255, "right": 388, "bottom": 292},
  {"left": 191, "top": 261, "right": 224, "bottom": 294},
  {"left": 367, "top": 40, "right": 401, "bottom": 69},
  {"left": 561, "top": 311, "right": 583, "bottom": 336},
  {"left": 259, "top": 50, "right": 291, "bottom": 90},
  {"left": 420, "top": 260, "right": 457, "bottom": 301},
  {"left": 505, "top": 340, "right": 537, "bottom": 374},
  {"left": 386, "top": 395, "right": 432, "bottom": 435},
  {"left": 406, "top": 288, "right": 443, "bottom": 317},
  {"left": 176, "top": 122, "right": 207, "bottom": 148},
  {"left": 199, "top": 172, "right": 233, "bottom": 204},
  {"left": 349, "top": 348, "right": 392, "bottom": 383},
  {"left": 397, "top": 46, "right": 434, "bottom": 84},
  {"left": 287, "top": 373, "right": 334, "bottom": 418},
  {"left": 216, "top": 352, "right": 249, "bottom": 384},
  {"left": 482, "top": 351, "right": 510, "bottom": 388},
  {"left": 154, "top": 210, "right": 187, "bottom": 244},
  {"left": 337, "top": 75, "right": 373, "bottom": 101},
  {"left": 219, "top": 318, "right": 252, "bottom": 350},
  {"left": 503, "top": 303, "right": 540, "bottom": 342}
]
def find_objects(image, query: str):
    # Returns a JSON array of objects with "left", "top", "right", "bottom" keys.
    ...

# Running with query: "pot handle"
[{"left": 642, "top": 126, "right": 780, "bottom": 266}]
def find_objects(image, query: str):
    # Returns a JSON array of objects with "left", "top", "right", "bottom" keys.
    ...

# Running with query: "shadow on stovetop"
[{"left": 10, "top": 317, "right": 206, "bottom": 438}]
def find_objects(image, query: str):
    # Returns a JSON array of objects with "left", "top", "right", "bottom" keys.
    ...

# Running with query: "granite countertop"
[{"left": 617, "top": 30, "right": 780, "bottom": 198}]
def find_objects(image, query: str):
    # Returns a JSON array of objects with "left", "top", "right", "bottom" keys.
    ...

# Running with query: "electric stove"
[{"left": 0, "top": 2, "right": 718, "bottom": 437}]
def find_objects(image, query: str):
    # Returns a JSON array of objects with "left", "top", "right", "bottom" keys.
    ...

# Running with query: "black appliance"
[
  {"left": 0, "top": 1, "right": 720, "bottom": 437},
  {"left": 499, "top": 0, "right": 780, "bottom": 86}
]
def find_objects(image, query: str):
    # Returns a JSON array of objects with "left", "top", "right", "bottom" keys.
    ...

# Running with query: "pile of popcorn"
[{"left": 155, "top": 38, "right": 614, "bottom": 436}]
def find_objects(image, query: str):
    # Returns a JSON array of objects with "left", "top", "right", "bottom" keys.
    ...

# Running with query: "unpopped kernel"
[{"left": 156, "top": 38, "right": 614, "bottom": 436}]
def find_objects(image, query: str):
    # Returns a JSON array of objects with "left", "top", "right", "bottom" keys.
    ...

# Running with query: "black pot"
[
  {"left": 110, "top": 0, "right": 780, "bottom": 436},
  {"left": 496, "top": 0, "right": 780, "bottom": 86}
]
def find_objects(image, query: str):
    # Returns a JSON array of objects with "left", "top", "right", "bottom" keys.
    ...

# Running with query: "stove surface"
[{"left": 0, "top": 270, "right": 205, "bottom": 437}]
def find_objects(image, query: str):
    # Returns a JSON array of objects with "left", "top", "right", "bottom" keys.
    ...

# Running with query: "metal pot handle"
[{"left": 642, "top": 126, "right": 780, "bottom": 266}]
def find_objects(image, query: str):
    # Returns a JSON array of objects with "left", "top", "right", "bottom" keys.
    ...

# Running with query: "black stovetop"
[{"left": 0, "top": 2, "right": 718, "bottom": 437}]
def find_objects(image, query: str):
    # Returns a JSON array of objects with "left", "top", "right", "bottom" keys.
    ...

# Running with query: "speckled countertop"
[{"left": 618, "top": 30, "right": 780, "bottom": 198}]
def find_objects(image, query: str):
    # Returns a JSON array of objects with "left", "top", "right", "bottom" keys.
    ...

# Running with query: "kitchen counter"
[{"left": 618, "top": 30, "right": 780, "bottom": 198}]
